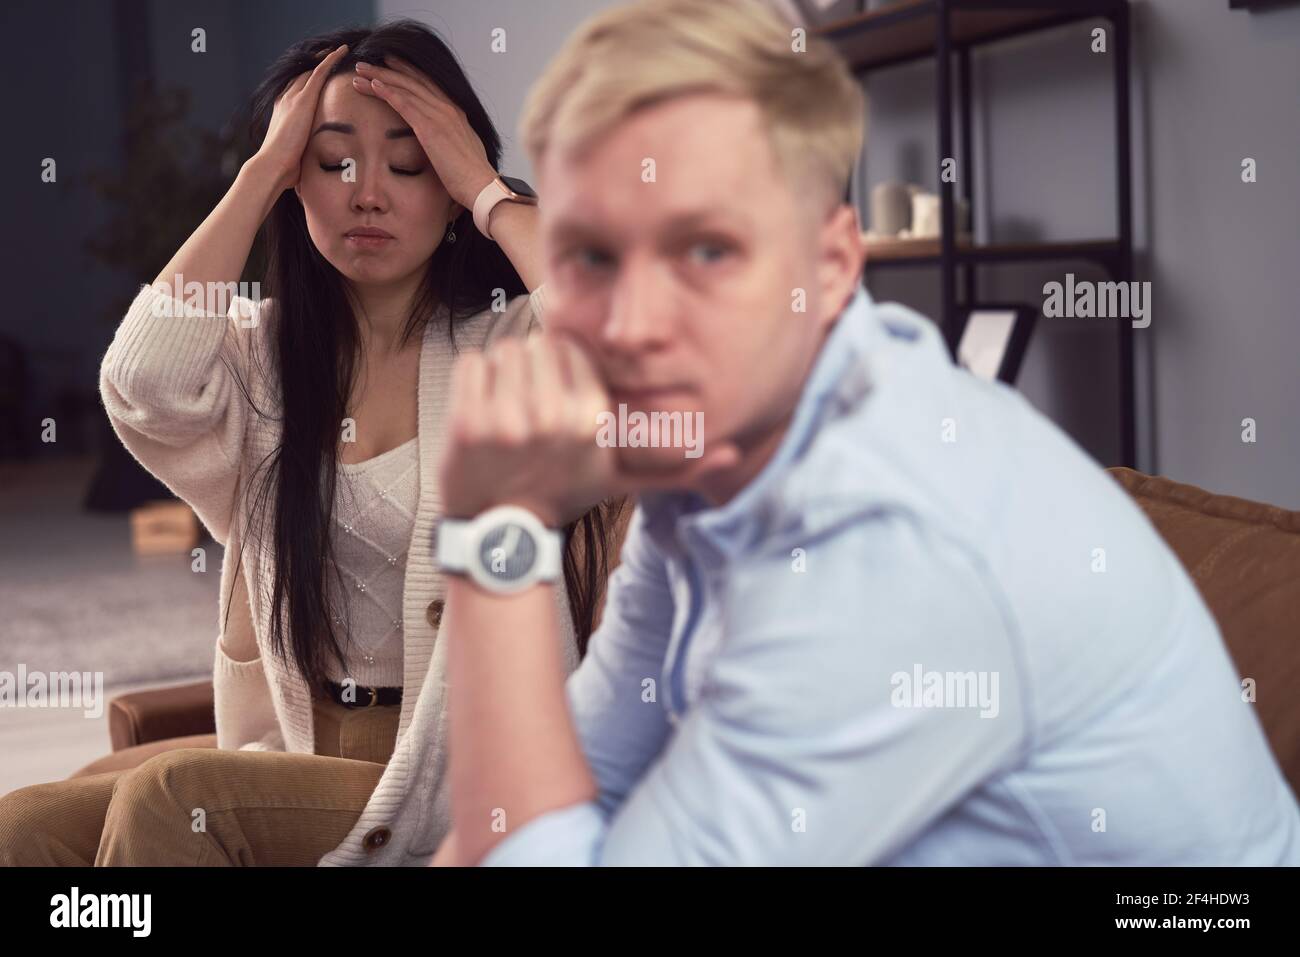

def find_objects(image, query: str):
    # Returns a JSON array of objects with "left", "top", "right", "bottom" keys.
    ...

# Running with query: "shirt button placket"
[{"left": 667, "top": 524, "right": 715, "bottom": 723}]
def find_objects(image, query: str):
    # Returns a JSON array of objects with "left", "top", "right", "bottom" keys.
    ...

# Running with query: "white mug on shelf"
[
  {"left": 907, "top": 192, "right": 970, "bottom": 239},
  {"left": 869, "top": 180, "right": 916, "bottom": 237},
  {"left": 911, "top": 191, "right": 941, "bottom": 238}
]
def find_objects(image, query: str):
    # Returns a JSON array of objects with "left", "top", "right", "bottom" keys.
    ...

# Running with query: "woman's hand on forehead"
[{"left": 350, "top": 55, "right": 496, "bottom": 209}]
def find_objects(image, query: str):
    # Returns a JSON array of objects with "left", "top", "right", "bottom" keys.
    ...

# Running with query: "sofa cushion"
[{"left": 1107, "top": 467, "right": 1300, "bottom": 797}]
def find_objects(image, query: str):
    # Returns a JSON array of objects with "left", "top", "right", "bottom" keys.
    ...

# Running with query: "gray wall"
[
  {"left": 379, "top": 0, "right": 610, "bottom": 178},
  {"left": 389, "top": 0, "right": 1300, "bottom": 507},
  {"left": 4, "top": 0, "right": 374, "bottom": 459},
  {"left": 1138, "top": 0, "right": 1298, "bottom": 509}
]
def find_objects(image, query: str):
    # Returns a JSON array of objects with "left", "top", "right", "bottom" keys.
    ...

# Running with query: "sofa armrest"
[
  {"left": 1106, "top": 466, "right": 1300, "bottom": 799},
  {"left": 109, "top": 680, "right": 216, "bottom": 751}
]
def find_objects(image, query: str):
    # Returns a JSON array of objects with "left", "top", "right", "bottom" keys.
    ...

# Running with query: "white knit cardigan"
[{"left": 98, "top": 281, "right": 577, "bottom": 866}]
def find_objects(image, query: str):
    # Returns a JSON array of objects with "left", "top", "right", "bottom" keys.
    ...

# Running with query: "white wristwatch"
[
  {"left": 436, "top": 504, "right": 562, "bottom": 595},
  {"left": 472, "top": 175, "right": 539, "bottom": 241}
]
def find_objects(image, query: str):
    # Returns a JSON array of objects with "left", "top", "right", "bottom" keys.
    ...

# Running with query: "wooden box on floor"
[{"left": 129, "top": 500, "right": 200, "bottom": 556}]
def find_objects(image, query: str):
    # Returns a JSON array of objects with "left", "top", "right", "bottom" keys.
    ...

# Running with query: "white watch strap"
[
  {"left": 437, "top": 509, "right": 563, "bottom": 584},
  {"left": 533, "top": 527, "right": 563, "bottom": 581},
  {"left": 437, "top": 517, "right": 471, "bottom": 574},
  {"left": 472, "top": 177, "right": 512, "bottom": 241}
]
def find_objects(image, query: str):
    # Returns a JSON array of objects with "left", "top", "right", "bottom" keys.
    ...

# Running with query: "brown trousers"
[{"left": 0, "top": 696, "right": 401, "bottom": 866}]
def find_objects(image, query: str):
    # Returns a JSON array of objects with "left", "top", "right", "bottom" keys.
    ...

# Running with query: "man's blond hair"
[{"left": 520, "top": 0, "right": 866, "bottom": 213}]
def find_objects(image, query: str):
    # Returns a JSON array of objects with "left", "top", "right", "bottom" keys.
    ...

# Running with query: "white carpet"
[{"left": 0, "top": 455, "right": 220, "bottom": 790}]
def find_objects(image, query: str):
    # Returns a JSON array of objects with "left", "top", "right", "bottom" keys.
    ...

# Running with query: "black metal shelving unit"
[{"left": 817, "top": 0, "right": 1135, "bottom": 467}]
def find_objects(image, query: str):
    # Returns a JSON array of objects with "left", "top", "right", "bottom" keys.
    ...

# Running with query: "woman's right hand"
[
  {"left": 147, "top": 47, "right": 348, "bottom": 319},
  {"left": 254, "top": 43, "right": 350, "bottom": 192}
]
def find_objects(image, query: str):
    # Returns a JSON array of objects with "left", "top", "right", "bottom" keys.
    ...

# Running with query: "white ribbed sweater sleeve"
[
  {"left": 100, "top": 283, "right": 280, "bottom": 751},
  {"left": 212, "top": 555, "right": 284, "bottom": 751},
  {"left": 98, "top": 284, "right": 261, "bottom": 546},
  {"left": 214, "top": 642, "right": 286, "bottom": 754},
  {"left": 215, "top": 641, "right": 285, "bottom": 751}
]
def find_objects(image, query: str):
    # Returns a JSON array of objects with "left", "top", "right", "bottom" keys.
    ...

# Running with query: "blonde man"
[{"left": 430, "top": 0, "right": 1299, "bottom": 866}]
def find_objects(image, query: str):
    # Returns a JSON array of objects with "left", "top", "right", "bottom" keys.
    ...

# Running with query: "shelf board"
[
  {"left": 817, "top": 0, "right": 1121, "bottom": 73},
  {"left": 862, "top": 235, "right": 1121, "bottom": 267}
]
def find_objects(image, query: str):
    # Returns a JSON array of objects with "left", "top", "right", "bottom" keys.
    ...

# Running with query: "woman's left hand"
[{"left": 352, "top": 57, "right": 497, "bottom": 210}]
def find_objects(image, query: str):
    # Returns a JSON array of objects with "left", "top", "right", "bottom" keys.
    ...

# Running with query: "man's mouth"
[{"left": 607, "top": 386, "right": 689, "bottom": 410}]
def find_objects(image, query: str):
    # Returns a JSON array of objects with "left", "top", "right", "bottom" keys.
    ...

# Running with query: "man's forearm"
[{"left": 443, "top": 576, "right": 597, "bottom": 865}]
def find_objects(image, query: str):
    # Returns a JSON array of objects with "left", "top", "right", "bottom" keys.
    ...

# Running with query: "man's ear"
[{"left": 816, "top": 203, "right": 865, "bottom": 327}]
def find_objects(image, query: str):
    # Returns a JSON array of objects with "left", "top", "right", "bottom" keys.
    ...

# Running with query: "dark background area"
[{"left": 2, "top": 0, "right": 373, "bottom": 504}]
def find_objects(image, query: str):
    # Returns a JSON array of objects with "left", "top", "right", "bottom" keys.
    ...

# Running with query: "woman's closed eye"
[{"left": 318, "top": 160, "right": 426, "bottom": 177}]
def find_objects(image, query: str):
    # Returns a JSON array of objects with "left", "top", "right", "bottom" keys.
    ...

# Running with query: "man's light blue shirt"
[{"left": 483, "top": 287, "right": 1300, "bottom": 866}]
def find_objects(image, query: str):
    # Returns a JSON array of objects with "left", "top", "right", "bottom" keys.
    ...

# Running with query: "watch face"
[
  {"left": 499, "top": 175, "right": 537, "bottom": 200},
  {"left": 478, "top": 521, "right": 538, "bottom": 585}
]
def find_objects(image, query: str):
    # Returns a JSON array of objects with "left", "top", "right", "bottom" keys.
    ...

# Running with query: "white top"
[{"left": 328, "top": 436, "right": 420, "bottom": 687}]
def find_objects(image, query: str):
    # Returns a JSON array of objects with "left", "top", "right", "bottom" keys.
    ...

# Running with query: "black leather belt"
[{"left": 324, "top": 680, "right": 403, "bottom": 709}]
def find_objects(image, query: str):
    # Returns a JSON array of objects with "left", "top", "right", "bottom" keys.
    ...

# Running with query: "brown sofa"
[{"left": 71, "top": 467, "right": 1300, "bottom": 799}]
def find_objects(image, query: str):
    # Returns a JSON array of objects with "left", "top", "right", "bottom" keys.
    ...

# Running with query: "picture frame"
[{"left": 956, "top": 303, "right": 1038, "bottom": 385}]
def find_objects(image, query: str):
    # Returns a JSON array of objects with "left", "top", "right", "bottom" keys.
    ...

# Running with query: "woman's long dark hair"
[{"left": 229, "top": 20, "right": 622, "bottom": 696}]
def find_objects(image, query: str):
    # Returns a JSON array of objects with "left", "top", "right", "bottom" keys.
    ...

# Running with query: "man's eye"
[
  {"left": 389, "top": 166, "right": 424, "bottom": 177},
  {"left": 686, "top": 241, "right": 731, "bottom": 265},
  {"left": 574, "top": 248, "right": 615, "bottom": 270},
  {"left": 319, "top": 162, "right": 346, "bottom": 172}
]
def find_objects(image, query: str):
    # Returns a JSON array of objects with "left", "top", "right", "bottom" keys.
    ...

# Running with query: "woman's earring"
[{"left": 445, "top": 222, "right": 457, "bottom": 244}]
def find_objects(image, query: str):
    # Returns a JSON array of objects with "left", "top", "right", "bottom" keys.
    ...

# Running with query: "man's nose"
[{"left": 601, "top": 258, "right": 672, "bottom": 354}]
